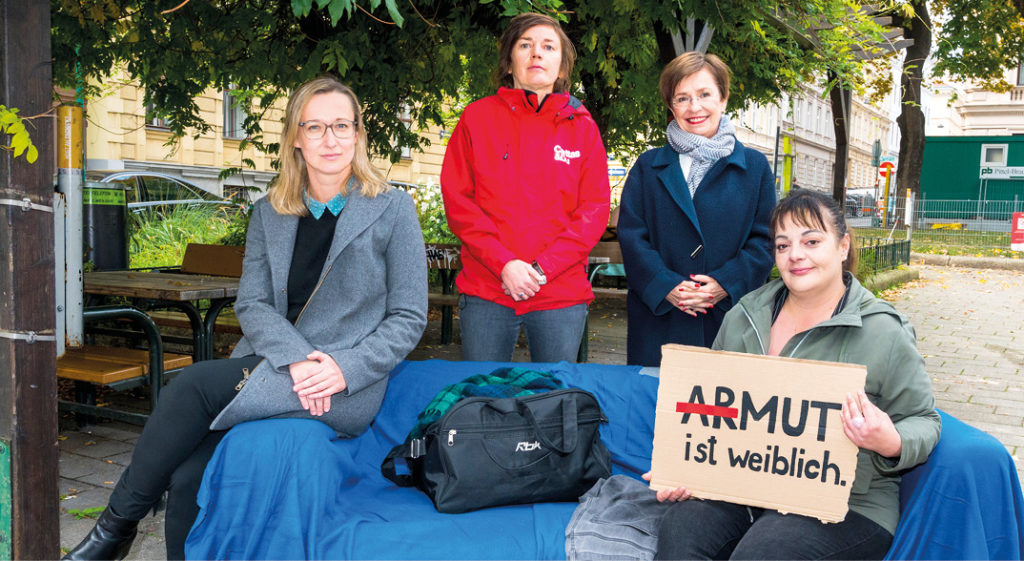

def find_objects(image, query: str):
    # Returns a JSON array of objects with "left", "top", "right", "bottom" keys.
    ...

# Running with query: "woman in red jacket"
[{"left": 441, "top": 12, "right": 610, "bottom": 362}]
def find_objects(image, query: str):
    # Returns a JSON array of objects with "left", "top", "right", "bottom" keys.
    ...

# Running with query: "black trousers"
[
  {"left": 655, "top": 498, "right": 893, "bottom": 560},
  {"left": 107, "top": 355, "right": 262, "bottom": 560}
]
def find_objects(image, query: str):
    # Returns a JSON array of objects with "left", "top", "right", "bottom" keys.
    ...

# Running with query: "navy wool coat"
[{"left": 618, "top": 142, "right": 776, "bottom": 366}]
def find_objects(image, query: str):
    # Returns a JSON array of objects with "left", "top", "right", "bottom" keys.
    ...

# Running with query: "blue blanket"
[{"left": 186, "top": 360, "right": 1024, "bottom": 560}]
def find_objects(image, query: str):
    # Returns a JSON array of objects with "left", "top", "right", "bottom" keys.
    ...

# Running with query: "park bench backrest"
[{"left": 180, "top": 243, "right": 246, "bottom": 277}]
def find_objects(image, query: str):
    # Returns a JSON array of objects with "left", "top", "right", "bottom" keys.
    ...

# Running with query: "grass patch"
[
  {"left": 853, "top": 227, "right": 1022, "bottom": 259},
  {"left": 128, "top": 205, "right": 237, "bottom": 269},
  {"left": 67, "top": 506, "right": 105, "bottom": 520}
]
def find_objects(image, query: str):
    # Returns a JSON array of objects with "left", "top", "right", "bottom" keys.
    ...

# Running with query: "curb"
[
  {"left": 862, "top": 267, "right": 920, "bottom": 293},
  {"left": 910, "top": 252, "right": 1024, "bottom": 272}
]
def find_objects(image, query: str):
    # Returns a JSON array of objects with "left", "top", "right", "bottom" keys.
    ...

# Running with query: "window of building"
[
  {"left": 223, "top": 89, "right": 247, "bottom": 139},
  {"left": 145, "top": 103, "right": 171, "bottom": 129},
  {"left": 224, "top": 184, "right": 253, "bottom": 203},
  {"left": 1017, "top": 61, "right": 1024, "bottom": 86},
  {"left": 396, "top": 105, "right": 413, "bottom": 159},
  {"left": 981, "top": 144, "right": 1008, "bottom": 166}
]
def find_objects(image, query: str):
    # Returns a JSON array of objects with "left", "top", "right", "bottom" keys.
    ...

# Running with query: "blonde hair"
[{"left": 268, "top": 77, "right": 388, "bottom": 215}]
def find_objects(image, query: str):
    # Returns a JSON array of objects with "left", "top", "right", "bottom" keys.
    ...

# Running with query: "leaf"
[
  {"left": 291, "top": 0, "right": 313, "bottom": 18},
  {"left": 26, "top": 145, "right": 38, "bottom": 164},
  {"left": 384, "top": 0, "right": 404, "bottom": 27},
  {"left": 327, "top": 0, "right": 348, "bottom": 25}
]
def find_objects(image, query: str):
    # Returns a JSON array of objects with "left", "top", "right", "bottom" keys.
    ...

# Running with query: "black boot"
[{"left": 63, "top": 507, "right": 138, "bottom": 561}]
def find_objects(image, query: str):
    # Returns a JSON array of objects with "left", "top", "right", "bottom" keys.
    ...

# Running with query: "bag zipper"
[{"left": 441, "top": 417, "right": 605, "bottom": 447}]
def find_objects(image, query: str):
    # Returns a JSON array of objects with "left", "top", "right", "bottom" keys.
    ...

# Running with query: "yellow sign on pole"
[{"left": 57, "top": 105, "right": 83, "bottom": 170}]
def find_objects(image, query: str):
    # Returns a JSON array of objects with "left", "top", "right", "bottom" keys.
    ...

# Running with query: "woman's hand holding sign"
[
  {"left": 842, "top": 390, "right": 902, "bottom": 459},
  {"left": 642, "top": 471, "right": 692, "bottom": 502}
]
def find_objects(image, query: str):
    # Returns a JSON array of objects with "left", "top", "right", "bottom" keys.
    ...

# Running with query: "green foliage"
[
  {"left": 929, "top": 0, "right": 1024, "bottom": 90},
  {"left": 67, "top": 506, "right": 106, "bottom": 520},
  {"left": 127, "top": 205, "right": 236, "bottom": 268},
  {"left": 217, "top": 204, "right": 253, "bottom": 247},
  {"left": 0, "top": 105, "right": 38, "bottom": 163},
  {"left": 52, "top": 0, "right": 886, "bottom": 166},
  {"left": 408, "top": 182, "right": 457, "bottom": 243}
]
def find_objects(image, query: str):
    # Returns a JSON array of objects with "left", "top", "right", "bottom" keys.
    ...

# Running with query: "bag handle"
[
  {"left": 380, "top": 439, "right": 423, "bottom": 487},
  {"left": 517, "top": 393, "right": 578, "bottom": 454}
]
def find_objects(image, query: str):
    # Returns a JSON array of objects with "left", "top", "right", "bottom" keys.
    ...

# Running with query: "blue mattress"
[{"left": 186, "top": 360, "right": 1024, "bottom": 560}]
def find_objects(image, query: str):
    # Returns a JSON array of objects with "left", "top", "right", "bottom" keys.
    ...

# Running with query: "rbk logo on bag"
[{"left": 515, "top": 441, "right": 542, "bottom": 452}]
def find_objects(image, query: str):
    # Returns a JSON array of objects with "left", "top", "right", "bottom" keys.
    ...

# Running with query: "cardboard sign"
[{"left": 649, "top": 344, "right": 867, "bottom": 523}]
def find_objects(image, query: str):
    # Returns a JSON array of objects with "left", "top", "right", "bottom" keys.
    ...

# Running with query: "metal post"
[{"left": 57, "top": 105, "right": 85, "bottom": 349}]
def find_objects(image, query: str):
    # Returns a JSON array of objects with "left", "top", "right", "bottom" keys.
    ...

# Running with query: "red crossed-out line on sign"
[{"left": 676, "top": 402, "right": 739, "bottom": 418}]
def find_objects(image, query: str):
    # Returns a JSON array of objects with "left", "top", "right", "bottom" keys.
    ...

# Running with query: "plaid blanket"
[{"left": 407, "top": 367, "right": 565, "bottom": 439}]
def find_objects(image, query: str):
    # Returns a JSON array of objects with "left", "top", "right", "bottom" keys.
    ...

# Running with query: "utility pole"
[{"left": 0, "top": 1, "right": 60, "bottom": 558}]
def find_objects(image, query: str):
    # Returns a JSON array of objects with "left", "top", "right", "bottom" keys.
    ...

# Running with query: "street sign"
[
  {"left": 1012, "top": 212, "right": 1024, "bottom": 252},
  {"left": 879, "top": 161, "right": 895, "bottom": 178},
  {"left": 979, "top": 166, "right": 1024, "bottom": 179}
]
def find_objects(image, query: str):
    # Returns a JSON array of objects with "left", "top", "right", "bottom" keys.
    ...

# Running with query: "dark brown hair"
[
  {"left": 659, "top": 52, "right": 731, "bottom": 109},
  {"left": 494, "top": 13, "right": 576, "bottom": 93},
  {"left": 770, "top": 189, "right": 859, "bottom": 273}
]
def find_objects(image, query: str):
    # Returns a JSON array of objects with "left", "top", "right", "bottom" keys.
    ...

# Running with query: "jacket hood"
[{"left": 495, "top": 87, "right": 591, "bottom": 121}]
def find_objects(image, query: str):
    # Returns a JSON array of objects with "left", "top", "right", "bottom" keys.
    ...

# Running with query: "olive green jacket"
[{"left": 712, "top": 276, "right": 941, "bottom": 533}]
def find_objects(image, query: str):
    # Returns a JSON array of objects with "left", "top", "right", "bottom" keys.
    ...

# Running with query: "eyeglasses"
[
  {"left": 671, "top": 92, "right": 718, "bottom": 108},
  {"left": 298, "top": 119, "right": 358, "bottom": 140}
]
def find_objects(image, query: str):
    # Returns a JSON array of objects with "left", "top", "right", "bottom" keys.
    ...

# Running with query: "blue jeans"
[
  {"left": 655, "top": 499, "right": 893, "bottom": 560},
  {"left": 458, "top": 294, "right": 587, "bottom": 362}
]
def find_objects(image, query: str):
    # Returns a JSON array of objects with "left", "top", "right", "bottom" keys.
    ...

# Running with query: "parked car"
[
  {"left": 85, "top": 171, "right": 240, "bottom": 215},
  {"left": 845, "top": 189, "right": 877, "bottom": 218}
]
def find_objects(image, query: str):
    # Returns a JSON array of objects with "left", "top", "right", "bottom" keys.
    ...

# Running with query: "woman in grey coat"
[{"left": 64, "top": 77, "right": 428, "bottom": 561}]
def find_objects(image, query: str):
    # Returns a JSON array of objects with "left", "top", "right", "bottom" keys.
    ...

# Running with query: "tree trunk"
[
  {"left": 895, "top": 0, "right": 932, "bottom": 224},
  {"left": 829, "top": 72, "right": 851, "bottom": 206},
  {"left": 0, "top": 0, "right": 59, "bottom": 558}
]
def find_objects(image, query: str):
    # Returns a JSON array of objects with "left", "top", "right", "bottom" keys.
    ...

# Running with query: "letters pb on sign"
[{"left": 649, "top": 344, "right": 866, "bottom": 523}]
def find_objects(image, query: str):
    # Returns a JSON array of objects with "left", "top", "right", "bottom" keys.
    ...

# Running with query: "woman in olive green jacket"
[{"left": 651, "top": 189, "right": 940, "bottom": 560}]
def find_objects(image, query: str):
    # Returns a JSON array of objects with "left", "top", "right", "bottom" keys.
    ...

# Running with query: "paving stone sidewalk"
[
  {"left": 57, "top": 264, "right": 1024, "bottom": 559},
  {"left": 890, "top": 265, "right": 1024, "bottom": 479}
]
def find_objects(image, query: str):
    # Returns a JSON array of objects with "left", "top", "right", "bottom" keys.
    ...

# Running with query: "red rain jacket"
[{"left": 441, "top": 87, "right": 611, "bottom": 314}]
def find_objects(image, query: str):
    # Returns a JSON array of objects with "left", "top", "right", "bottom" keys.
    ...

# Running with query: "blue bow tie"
[{"left": 305, "top": 192, "right": 348, "bottom": 219}]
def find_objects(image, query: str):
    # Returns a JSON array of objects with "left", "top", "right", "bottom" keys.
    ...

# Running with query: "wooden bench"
[
  {"left": 154, "top": 243, "right": 465, "bottom": 347},
  {"left": 588, "top": 241, "right": 627, "bottom": 301},
  {"left": 58, "top": 306, "right": 193, "bottom": 425},
  {"left": 426, "top": 243, "right": 461, "bottom": 345},
  {"left": 579, "top": 241, "right": 627, "bottom": 362},
  {"left": 146, "top": 243, "right": 245, "bottom": 355}
]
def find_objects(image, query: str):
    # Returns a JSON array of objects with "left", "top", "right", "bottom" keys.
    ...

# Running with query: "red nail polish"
[
  {"left": 709, "top": 304, "right": 714, "bottom": 308},
  {"left": 689, "top": 274, "right": 695, "bottom": 278}
]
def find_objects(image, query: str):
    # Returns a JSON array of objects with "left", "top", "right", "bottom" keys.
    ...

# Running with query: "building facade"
[
  {"left": 81, "top": 76, "right": 448, "bottom": 198},
  {"left": 733, "top": 82, "right": 897, "bottom": 197}
]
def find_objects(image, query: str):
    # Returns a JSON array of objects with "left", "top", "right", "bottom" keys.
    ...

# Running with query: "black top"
[{"left": 286, "top": 211, "right": 340, "bottom": 323}]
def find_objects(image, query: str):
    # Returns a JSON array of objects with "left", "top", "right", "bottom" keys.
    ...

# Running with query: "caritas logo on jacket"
[{"left": 553, "top": 145, "right": 581, "bottom": 165}]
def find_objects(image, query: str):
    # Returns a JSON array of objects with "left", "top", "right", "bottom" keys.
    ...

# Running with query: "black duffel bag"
[{"left": 381, "top": 388, "right": 612, "bottom": 513}]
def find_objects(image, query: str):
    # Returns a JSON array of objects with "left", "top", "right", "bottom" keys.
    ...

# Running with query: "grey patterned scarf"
[{"left": 666, "top": 114, "right": 736, "bottom": 196}]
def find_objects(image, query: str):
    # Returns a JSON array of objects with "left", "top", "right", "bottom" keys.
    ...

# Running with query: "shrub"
[
  {"left": 408, "top": 181, "right": 457, "bottom": 244},
  {"left": 128, "top": 205, "right": 235, "bottom": 268}
]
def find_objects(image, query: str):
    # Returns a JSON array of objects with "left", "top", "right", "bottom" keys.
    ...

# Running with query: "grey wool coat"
[{"left": 210, "top": 184, "right": 428, "bottom": 436}]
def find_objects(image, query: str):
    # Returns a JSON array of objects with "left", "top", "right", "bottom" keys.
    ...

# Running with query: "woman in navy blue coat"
[{"left": 618, "top": 52, "right": 775, "bottom": 366}]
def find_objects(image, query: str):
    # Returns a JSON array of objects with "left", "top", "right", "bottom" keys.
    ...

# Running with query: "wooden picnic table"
[{"left": 84, "top": 270, "right": 240, "bottom": 361}]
